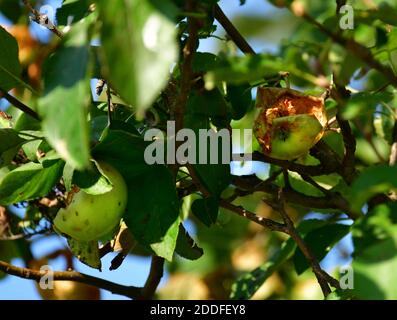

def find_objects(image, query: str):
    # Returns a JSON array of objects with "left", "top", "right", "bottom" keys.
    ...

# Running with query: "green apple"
[
  {"left": 254, "top": 87, "right": 327, "bottom": 160},
  {"left": 54, "top": 161, "right": 128, "bottom": 242},
  {"left": 255, "top": 114, "right": 324, "bottom": 160}
]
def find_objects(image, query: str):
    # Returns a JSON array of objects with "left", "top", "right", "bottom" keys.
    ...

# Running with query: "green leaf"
[
  {"left": 90, "top": 115, "right": 109, "bottom": 143},
  {"left": 67, "top": 238, "right": 101, "bottom": 270},
  {"left": 14, "top": 113, "right": 41, "bottom": 132},
  {"left": 56, "top": 0, "right": 92, "bottom": 26},
  {"left": 0, "top": 128, "right": 27, "bottom": 166},
  {"left": 204, "top": 54, "right": 282, "bottom": 89},
  {"left": 92, "top": 129, "right": 180, "bottom": 260},
  {"left": 72, "top": 160, "right": 113, "bottom": 195},
  {"left": 0, "top": 165, "right": 14, "bottom": 181},
  {"left": 373, "top": 105, "right": 395, "bottom": 145},
  {"left": 0, "top": 239, "right": 32, "bottom": 281},
  {"left": 124, "top": 167, "right": 179, "bottom": 260},
  {"left": 21, "top": 140, "right": 43, "bottom": 162},
  {"left": 0, "top": 26, "right": 22, "bottom": 91},
  {"left": 192, "top": 52, "right": 220, "bottom": 73},
  {"left": 62, "top": 162, "right": 74, "bottom": 192},
  {"left": 38, "top": 18, "right": 93, "bottom": 170},
  {"left": 355, "top": 137, "right": 391, "bottom": 165},
  {"left": 274, "top": 171, "right": 324, "bottom": 198},
  {"left": 97, "top": 0, "right": 178, "bottom": 113},
  {"left": 378, "top": 3, "right": 397, "bottom": 26},
  {"left": 341, "top": 92, "right": 393, "bottom": 120},
  {"left": 191, "top": 197, "right": 219, "bottom": 226},
  {"left": 108, "top": 119, "right": 141, "bottom": 135},
  {"left": 150, "top": 218, "right": 180, "bottom": 261},
  {"left": 350, "top": 165, "right": 397, "bottom": 212},
  {"left": 226, "top": 84, "right": 252, "bottom": 120},
  {"left": 191, "top": 159, "right": 231, "bottom": 198},
  {"left": 175, "top": 224, "right": 204, "bottom": 260},
  {"left": 187, "top": 90, "right": 231, "bottom": 121},
  {"left": 293, "top": 223, "right": 351, "bottom": 275},
  {"left": 184, "top": 100, "right": 231, "bottom": 197},
  {"left": 322, "top": 131, "right": 344, "bottom": 159},
  {"left": 0, "top": 161, "right": 64, "bottom": 205},
  {"left": 39, "top": 150, "right": 62, "bottom": 167},
  {"left": 352, "top": 202, "right": 397, "bottom": 256},
  {"left": 149, "top": 0, "right": 180, "bottom": 21},
  {"left": 352, "top": 226, "right": 397, "bottom": 299},
  {"left": 92, "top": 129, "right": 151, "bottom": 178},
  {"left": 0, "top": 0, "right": 23, "bottom": 23},
  {"left": 333, "top": 50, "right": 363, "bottom": 86},
  {"left": 0, "top": 240, "right": 19, "bottom": 263}
]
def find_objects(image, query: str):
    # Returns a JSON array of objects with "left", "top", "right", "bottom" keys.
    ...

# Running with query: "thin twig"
[
  {"left": 23, "top": 0, "right": 64, "bottom": 38},
  {"left": 251, "top": 151, "right": 337, "bottom": 176},
  {"left": 300, "top": 174, "right": 331, "bottom": 196},
  {"left": 373, "top": 82, "right": 392, "bottom": 94},
  {"left": 233, "top": 174, "right": 361, "bottom": 220},
  {"left": 389, "top": 111, "right": 397, "bottom": 200},
  {"left": 331, "top": 84, "right": 357, "bottom": 182},
  {"left": 174, "top": 1, "right": 199, "bottom": 134},
  {"left": 225, "top": 170, "right": 282, "bottom": 202},
  {"left": 0, "top": 88, "right": 40, "bottom": 120},
  {"left": 282, "top": 168, "right": 291, "bottom": 189},
  {"left": 0, "top": 260, "right": 141, "bottom": 299},
  {"left": 140, "top": 256, "right": 165, "bottom": 300},
  {"left": 106, "top": 82, "right": 113, "bottom": 125},
  {"left": 187, "top": 149, "right": 288, "bottom": 231},
  {"left": 219, "top": 199, "right": 288, "bottom": 233},
  {"left": 214, "top": 4, "right": 255, "bottom": 55},
  {"left": 0, "top": 228, "right": 51, "bottom": 241},
  {"left": 337, "top": 114, "right": 356, "bottom": 167},
  {"left": 264, "top": 191, "right": 340, "bottom": 297},
  {"left": 389, "top": 110, "right": 397, "bottom": 166},
  {"left": 172, "top": 0, "right": 200, "bottom": 177},
  {"left": 186, "top": 163, "right": 211, "bottom": 197}
]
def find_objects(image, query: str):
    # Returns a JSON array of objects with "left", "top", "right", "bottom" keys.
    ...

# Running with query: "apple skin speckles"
[{"left": 53, "top": 161, "right": 128, "bottom": 241}]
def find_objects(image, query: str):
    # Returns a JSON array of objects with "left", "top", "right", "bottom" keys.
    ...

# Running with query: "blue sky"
[{"left": 0, "top": 0, "right": 353, "bottom": 300}]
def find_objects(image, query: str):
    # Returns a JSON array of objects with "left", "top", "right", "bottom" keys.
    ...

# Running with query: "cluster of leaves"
[{"left": 0, "top": 0, "right": 397, "bottom": 300}]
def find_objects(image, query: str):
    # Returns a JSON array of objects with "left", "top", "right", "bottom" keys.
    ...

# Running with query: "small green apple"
[
  {"left": 54, "top": 161, "right": 128, "bottom": 242},
  {"left": 268, "top": 114, "right": 323, "bottom": 160}
]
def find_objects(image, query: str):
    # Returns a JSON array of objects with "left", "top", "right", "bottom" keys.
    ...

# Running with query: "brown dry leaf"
[{"left": 111, "top": 221, "right": 136, "bottom": 254}]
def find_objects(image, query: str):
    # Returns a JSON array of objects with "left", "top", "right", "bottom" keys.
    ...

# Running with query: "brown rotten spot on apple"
[{"left": 254, "top": 87, "right": 327, "bottom": 160}]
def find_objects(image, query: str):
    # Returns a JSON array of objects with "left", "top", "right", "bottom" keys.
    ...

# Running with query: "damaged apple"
[{"left": 254, "top": 87, "right": 327, "bottom": 160}]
